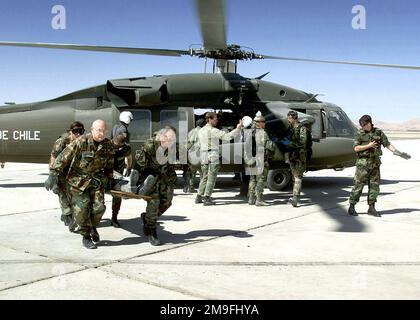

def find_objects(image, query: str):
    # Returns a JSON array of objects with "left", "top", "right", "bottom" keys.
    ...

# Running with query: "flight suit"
[
  {"left": 134, "top": 138, "right": 177, "bottom": 229},
  {"left": 183, "top": 126, "right": 202, "bottom": 192},
  {"left": 52, "top": 134, "right": 114, "bottom": 237},
  {"left": 245, "top": 128, "right": 275, "bottom": 203},
  {"left": 288, "top": 123, "right": 307, "bottom": 198},
  {"left": 197, "top": 124, "right": 240, "bottom": 198},
  {"left": 349, "top": 128, "right": 390, "bottom": 205}
]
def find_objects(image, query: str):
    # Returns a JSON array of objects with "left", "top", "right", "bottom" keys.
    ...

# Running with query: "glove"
[
  {"left": 393, "top": 150, "right": 411, "bottom": 160},
  {"left": 44, "top": 172, "right": 58, "bottom": 192},
  {"left": 124, "top": 168, "right": 132, "bottom": 177},
  {"left": 280, "top": 138, "right": 290, "bottom": 146}
]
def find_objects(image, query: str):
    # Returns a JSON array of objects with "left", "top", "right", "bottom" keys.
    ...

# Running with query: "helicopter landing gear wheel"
[{"left": 267, "top": 169, "right": 291, "bottom": 191}]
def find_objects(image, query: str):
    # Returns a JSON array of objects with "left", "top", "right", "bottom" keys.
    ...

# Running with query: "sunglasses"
[{"left": 71, "top": 128, "right": 85, "bottom": 135}]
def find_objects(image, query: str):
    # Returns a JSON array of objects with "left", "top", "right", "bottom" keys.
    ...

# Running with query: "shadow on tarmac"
[
  {"left": 175, "top": 176, "right": 420, "bottom": 233},
  {"left": 97, "top": 214, "right": 252, "bottom": 247}
]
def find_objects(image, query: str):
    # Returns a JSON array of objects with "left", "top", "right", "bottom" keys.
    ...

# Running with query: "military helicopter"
[{"left": 0, "top": 0, "right": 419, "bottom": 190}]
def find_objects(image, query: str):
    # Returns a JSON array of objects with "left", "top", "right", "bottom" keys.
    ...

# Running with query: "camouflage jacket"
[
  {"left": 51, "top": 132, "right": 71, "bottom": 159},
  {"left": 244, "top": 128, "right": 275, "bottom": 166},
  {"left": 288, "top": 123, "right": 307, "bottom": 162},
  {"left": 187, "top": 126, "right": 201, "bottom": 150},
  {"left": 354, "top": 127, "right": 390, "bottom": 160},
  {"left": 134, "top": 138, "right": 177, "bottom": 186},
  {"left": 50, "top": 132, "right": 72, "bottom": 177},
  {"left": 113, "top": 143, "right": 132, "bottom": 173},
  {"left": 52, "top": 134, "right": 115, "bottom": 191}
]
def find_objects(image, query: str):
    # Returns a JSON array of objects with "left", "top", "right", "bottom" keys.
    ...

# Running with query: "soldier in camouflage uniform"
[
  {"left": 196, "top": 112, "right": 243, "bottom": 206},
  {"left": 245, "top": 115, "right": 275, "bottom": 206},
  {"left": 134, "top": 125, "right": 178, "bottom": 246},
  {"left": 52, "top": 120, "right": 114, "bottom": 249},
  {"left": 280, "top": 111, "right": 308, "bottom": 207},
  {"left": 183, "top": 118, "right": 205, "bottom": 193},
  {"left": 348, "top": 115, "right": 411, "bottom": 217},
  {"left": 45, "top": 122, "right": 85, "bottom": 231},
  {"left": 110, "top": 133, "right": 133, "bottom": 227}
]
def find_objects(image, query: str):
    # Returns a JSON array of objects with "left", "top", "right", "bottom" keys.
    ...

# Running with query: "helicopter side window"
[
  {"left": 160, "top": 109, "right": 189, "bottom": 142},
  {"left": 128, "top": 110, "right": 152, "bottom": 142},
  {"left": 327, "top": 110, "right": 356, "bottom": 137}
]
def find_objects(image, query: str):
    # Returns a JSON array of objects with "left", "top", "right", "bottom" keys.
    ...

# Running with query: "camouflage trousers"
[
  {"left": 71, "top": 186, "right": 106, "bottom": 237},
  {"left": 290, "top": 159, "right": 306, "bottom": 196},
  {"left": 57, "top": 177, "right": 72, "bottom": 216},
  {"left": 248, "top": 162, "right": 269, "bottom": 197},
  {"left": 349, "top": 158, "right": 381, "bottom": 205},
  {"left": 198, "top": 162, "right": 221, "bottom": 197},
  {"left": 112, "top": 196, "right": 122, "bottom": 216},
  {"left": 144, "top": 181, "right": 174, "bottom": 229},
  {"left": 183, "top": 165, "right": 202, "bottom": 189}
]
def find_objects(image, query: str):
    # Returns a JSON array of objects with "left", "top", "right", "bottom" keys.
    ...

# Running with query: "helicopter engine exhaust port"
[
  {"left": 106, "top": 79, "right": 168, "bottom": 107},
  {"left": 267, "top": 168, "right": 292, "bottom": 191}
]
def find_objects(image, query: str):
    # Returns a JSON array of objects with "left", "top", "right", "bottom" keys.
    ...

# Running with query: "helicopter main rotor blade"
[
  {"left": 0, "top": 41, "right": 189, "bottom": 57},
  {"left": 195, "top": 0, "right": 227, "bottom": 49},
  {"left": 261, "top": 55, "right": 420, "bottom": 71}
]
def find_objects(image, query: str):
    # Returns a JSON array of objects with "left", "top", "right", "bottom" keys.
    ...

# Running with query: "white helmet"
[{"left": 119, "top": 111, "right": 134, "bottom": 125}]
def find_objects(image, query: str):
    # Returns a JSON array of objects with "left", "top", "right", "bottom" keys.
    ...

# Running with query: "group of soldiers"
[
  {"left": 187, "top": 110, "right": 310, "bottom": 208},
  {"left": 44, "top": 109, "right": 411, "bottom": 250}
]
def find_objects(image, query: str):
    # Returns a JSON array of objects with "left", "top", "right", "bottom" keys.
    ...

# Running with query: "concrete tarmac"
[{"left": 0, "top": 139, "right": 419, "bottom": 300}]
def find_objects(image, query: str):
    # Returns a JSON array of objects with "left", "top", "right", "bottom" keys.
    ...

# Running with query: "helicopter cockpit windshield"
[{"left": 326, "top": 109, "right": 357, "bottom": 138}]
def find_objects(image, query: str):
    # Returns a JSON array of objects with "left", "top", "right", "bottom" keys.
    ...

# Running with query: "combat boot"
[
  {"left": 140, "top": 212, "right": 149, "bottom": 236},
  {"left": 68, "top": 217, "right": 77, "bottom": 233},
  {"left": 82, "top": 235, "right": 97, "bottom": 249},
  {"left": 111, "top": 212, "right": 121, "bottom": 228},
  {"left": 368, "top": 203, "right": 381, "bottom": 217},
  {"left": 90, "top": 227, "right": 100, "bottom": 242},
  {"left": 255, "top": 195, "right": 269, "bottom": 207},
  {"left": 348, "top": 204, "right": 358, "bottom": 216},
  {"left": 147, "top": 228, "right": 161, "bottom": 246},
  {"left": 138, "top": 175, "right": 156, "bottom": 196},
  {"left": 183, "top": 185, "right": 188, "bottom": 193},
  {"left": 248, "top": 194, "right": 256, "bottom": 205},
  {"left": 63, "top": 214, "right": 72, "bottom": 226},
  {"left": 288, "top": 196, "right": 299, "bottom": 208},
  {"left": 195, "top": 195, "right": 203, "bottom": 204},
  {"left": 203, "top": 196, "right": 216, "bottom": 206},
  {"left": 187, "top": 186, "right": 196, "bottom": 193}
]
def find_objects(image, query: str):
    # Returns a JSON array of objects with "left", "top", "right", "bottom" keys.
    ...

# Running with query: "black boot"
[
  {"left": 348, "top": 204, "right": 358, "bottom": 216},
  {"left": 63, "top": 214, "right": 72, "bottom": 226},
  {"left": 368, "top": 203, "right": 381, "bottom": 217},
  {"left": 111, "top": 212, "right": 120, "bottom": 228},
  {"left": 82, "top": 235, "right": 97, "bottom": 249},
  {"left": 140, "top": 212, "right": 149, "bottom": 236},
  {"left": 195, "top": 195, "right": 203, "bottom": 204},
  {"left": 147, "top": 228, "right": 161, "bottom": 246},
  {"left": 90, "top": 227, "right": 100, "bottom": 242},
  {"left": 68, "top": 217, "right": 77, "bottom": 233},
  {"left": 203, "top": 196, "right": 216, "bottom": 206}
]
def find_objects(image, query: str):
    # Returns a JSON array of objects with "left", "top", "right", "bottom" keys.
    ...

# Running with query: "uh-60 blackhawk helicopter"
[{"left": 0, "top": 0, "right": 419, "bottom": 190}]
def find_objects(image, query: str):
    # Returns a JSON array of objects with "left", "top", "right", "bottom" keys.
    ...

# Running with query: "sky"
[{"left": 0, "top": 0, "right": 419, "bottom": 122}]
